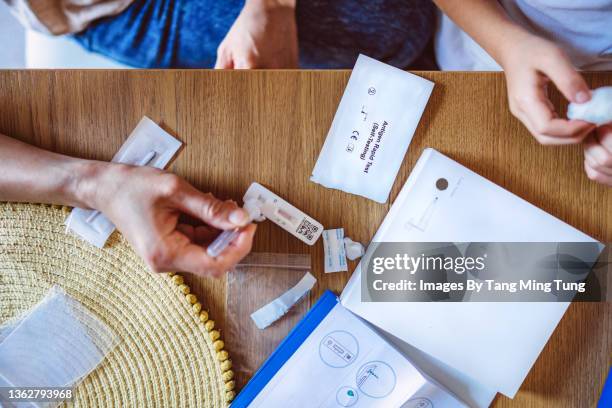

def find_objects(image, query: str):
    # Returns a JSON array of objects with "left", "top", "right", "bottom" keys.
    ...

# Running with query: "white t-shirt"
[{"left": 435, "top": 0, "right": 612, "bottom": 71}]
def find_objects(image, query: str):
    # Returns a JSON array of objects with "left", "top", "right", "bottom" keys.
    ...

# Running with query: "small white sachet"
[
  {"left": 311, "top": 54, "right": 434, "bottom": 203},
  {"left": 322, "top": 228, "right": 348, "bottom": 273},
  {"left": 65, "top": 117, "right": 182, "bottom": 248},
  {"left": 251, "top": 272, "right": 316, "bottom": 330},
  {"left": 567, "top": 86, "right": 612, "bottom": 126}
]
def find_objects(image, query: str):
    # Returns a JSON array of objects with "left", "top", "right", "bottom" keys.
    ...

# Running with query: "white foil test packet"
[
  {"left": 251, "top": 272, "right": 316, "bottom": 330},
  {"left": 66, "top": 117, "right": 182, "bottom": 248},
  {"left": 311, "top": 54, "right": 434, "bottom": 203},
  {"left": 322, "top": 228, "right": 348, "bottom": 273},
  {"left": 567, "top": 86, "right": 612, "bottom": 126}
]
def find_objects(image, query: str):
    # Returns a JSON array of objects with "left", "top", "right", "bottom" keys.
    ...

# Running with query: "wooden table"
[{"left": 0, "top": 70, "right": 609, "bottom": 407}]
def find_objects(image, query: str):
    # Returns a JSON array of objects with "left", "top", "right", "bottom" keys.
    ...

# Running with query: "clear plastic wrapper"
[
  {"left": 0, "top": 286, "right": 117, "bottom": 407},
  {"left": 226, "top": 253, "right": 312, "bottom": 390}
]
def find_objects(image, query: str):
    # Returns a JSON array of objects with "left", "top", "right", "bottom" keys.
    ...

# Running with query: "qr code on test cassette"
[{"left": 296, "top": 219, "right": 319, "bottom": 241}]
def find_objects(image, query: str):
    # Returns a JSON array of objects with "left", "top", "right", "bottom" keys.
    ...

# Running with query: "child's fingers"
[
  {"left": 584, "top": 161, "right": 612, "bottom": 185},
  {"left": 584, "top": 134, "right": 612, "bottom": 172},
  {"left": 539, "top": 51, "right": 591, "bottom": 104},
  {"left": 517, "top": 93, "right": 594, "bottom": 143},
  {"left": 597, "top": 125, "right": 612, "bottom": 150},
  {"left": 525, "top": 95, "right": 594, "bottom": 137}
]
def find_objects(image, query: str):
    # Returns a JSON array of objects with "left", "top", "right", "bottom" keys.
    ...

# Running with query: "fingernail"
[
  {"left": 229, "top": 208, "right": 249, "bottom": 225},
  {"left": 575, "top": 91, "right": 590, "bottom": 103}
]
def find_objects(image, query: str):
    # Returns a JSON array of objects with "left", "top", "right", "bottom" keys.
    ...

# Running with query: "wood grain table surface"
[{"left": 0, "top": 70, "right": 609, "bottom": 407}]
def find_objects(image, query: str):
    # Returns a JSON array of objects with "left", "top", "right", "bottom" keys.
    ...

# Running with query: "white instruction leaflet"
[
  {"left": 249, "top": 301, "right": 466, "bottom": 408},
  {"left": 340, "top": 148, "right": 601, "bottom": 405},
  {"left": 311, "top": 54, "right": 434, "bottom": 203}
]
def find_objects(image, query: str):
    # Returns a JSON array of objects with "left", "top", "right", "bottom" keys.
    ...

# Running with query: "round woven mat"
[{"left": 0, "top": 203, "right": 235, "bottom": 406}]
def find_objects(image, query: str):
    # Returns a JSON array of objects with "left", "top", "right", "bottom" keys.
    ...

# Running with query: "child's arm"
[
  {"left": 434, "top": 0, "right": 612, "bottom": 185},
  {"left": 434, "top": 0, "right": 594, "bottom": 144}
]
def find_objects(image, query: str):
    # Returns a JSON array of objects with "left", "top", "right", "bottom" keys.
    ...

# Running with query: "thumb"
[
  {"left": 541, "top": 52, "right": 590, "bottom": 104},
  {"left": 177, "top": 187, "right": 250, "bottom": 230}
]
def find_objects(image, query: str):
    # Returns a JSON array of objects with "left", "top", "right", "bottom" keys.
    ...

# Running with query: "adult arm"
[{"left": 0, "top": 133, "right": 256, "bottom": 275}]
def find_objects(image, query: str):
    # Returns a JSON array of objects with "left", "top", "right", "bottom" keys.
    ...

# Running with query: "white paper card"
[
  {"left": 65, "top": 117, "right": 182, "bottom": 248},
  {"left": 249, "top": 301, "right": 466, "bottom": 408},
  {"left": 251, "top": 272, "right": 317, "bottom": 330},
  {"left": 340, "top": 148, "right": 600, "bottom": 403},
  {"left": 311, "top": 54, "right": 434, "bottom": 203}
]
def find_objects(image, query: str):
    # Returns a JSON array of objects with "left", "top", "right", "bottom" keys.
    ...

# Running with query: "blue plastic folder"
[
  {"left": 232, "top": 290, "right": 338, "bottom": 407},
  {"left": 599, "top": 366, "right": 612, "bottom": 408}
]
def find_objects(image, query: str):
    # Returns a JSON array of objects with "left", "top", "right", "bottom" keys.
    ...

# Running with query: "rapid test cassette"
[{"left": 243, "top": 183, "right": 323, "bottom": 245}]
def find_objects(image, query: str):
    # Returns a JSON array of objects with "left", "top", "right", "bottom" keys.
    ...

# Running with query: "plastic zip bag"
[{"left": 225, "top": 253, "right": 312, "bottom": 390}]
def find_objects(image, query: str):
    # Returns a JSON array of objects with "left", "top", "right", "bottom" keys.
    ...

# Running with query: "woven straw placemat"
[{"left": 0, "top": 203, "right": 235, "bottom": 406}]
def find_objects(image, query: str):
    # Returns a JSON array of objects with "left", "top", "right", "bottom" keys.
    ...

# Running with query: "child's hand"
[
  {"left": 86, "top": 163, "right": 257, "bottom": 277},
  {"left": 215, "top": 0, "right": 298, "bottom": 69},
  {"left": 501, "top": 35, "right": 596, "bottom": 145},
  {"left": 583, "top": 125, "right": 612, "bottom": 186}
]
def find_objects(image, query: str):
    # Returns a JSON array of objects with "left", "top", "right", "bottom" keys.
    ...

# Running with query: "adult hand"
[
  {"left": 583, "top": 125, "right": 612, "bottom": 186},
  {"left": 215, "top": 0, "right": 298, "bottom": 69},
  {"left": 500, "top": 34, "right": 596, "bottom": 145},
  {"left": 86, "top": 163, "right": 256, "bottom": 277}
]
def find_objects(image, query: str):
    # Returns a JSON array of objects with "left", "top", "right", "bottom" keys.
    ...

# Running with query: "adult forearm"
[
  {"left": 0, "top": 134, "right": 103, "bottom": 208},
  {"left": 433, "top": 0, "right": 531, "bottom": 67}
]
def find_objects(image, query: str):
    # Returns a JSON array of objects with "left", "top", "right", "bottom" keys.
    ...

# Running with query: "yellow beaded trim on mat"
[{"left": 167, "top": 272, "right": 236, "bottom": 403}]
